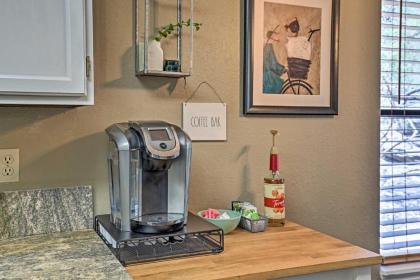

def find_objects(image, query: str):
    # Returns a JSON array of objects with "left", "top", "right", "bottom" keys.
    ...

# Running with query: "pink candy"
[{"left": 202, "top": 208, "right": 221, "bottom": 219}]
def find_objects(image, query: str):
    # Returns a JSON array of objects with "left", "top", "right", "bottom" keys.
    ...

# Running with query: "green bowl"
[{"left": 197, "top": 209, "right": 241, "bottom": 234}]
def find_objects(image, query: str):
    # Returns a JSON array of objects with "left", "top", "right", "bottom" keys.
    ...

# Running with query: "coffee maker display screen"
[{"left": 149, "top": 129, "right": 170, "bottom": 141}]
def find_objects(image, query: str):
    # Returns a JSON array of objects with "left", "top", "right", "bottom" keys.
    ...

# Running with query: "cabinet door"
[{"left": 0, "top": 0, "right": 93, "bottom": 104}]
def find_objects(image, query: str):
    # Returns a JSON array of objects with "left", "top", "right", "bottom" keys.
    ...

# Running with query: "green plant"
[{"left": 155, "top": 19, "right": 202, "bottom": 42}]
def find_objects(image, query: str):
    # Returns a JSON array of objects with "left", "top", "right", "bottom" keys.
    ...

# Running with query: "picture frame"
[{"left": 243, "top": 0, "right": 340, "bottom": 115}]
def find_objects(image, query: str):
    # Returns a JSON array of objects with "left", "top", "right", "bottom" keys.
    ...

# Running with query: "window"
[{"left": 380, "top": 0, "right": 420, "bottom": 263}]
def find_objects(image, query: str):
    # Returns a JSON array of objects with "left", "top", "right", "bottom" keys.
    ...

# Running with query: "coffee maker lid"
[{"left": 106, "top": 123, "right": 141, "bottom": 151}]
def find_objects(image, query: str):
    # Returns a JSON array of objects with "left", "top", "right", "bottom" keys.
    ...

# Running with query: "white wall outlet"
[{"left": 0, "top": 149, "right": 19, "bottom": 183}]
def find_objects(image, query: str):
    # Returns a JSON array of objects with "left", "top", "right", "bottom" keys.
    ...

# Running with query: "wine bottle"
[{"left": 264, "top": 130, "right": 285, "bottom": 227}]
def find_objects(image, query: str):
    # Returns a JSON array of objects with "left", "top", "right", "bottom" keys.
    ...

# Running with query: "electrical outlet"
[
  {"left": 3, "top": 154, "right": 14, "bottom": 165},
  {"left": 2, "top": 167, "right": 14, "bottom": 176},
  {"left": 0, "top": 149, "right": 19, "bottom": 183}
]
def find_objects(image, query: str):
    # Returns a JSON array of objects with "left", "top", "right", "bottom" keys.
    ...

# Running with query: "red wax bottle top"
[
  {"left": 269, "top": 130, "right": 279, "bottom": 172},
  {"left": 270, "top": 154, "right": 278, "bottom": 172}
]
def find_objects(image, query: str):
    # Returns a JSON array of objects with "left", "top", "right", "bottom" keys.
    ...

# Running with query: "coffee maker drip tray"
[
  {"left": 130, "top": 213, "right": 185, "bottom": 234},
  {"left": 95, "top": 213, "right": 224, "bottom": 265}
]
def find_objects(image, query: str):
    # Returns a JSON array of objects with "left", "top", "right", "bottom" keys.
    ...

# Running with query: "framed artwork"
[{"left": 243, "top": 0, "right": 340, "bottom": 115}]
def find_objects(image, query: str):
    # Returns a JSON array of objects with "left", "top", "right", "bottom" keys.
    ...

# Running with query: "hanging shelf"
[{"left": 135, "top": 0, "right": 194, "bottom": 78}]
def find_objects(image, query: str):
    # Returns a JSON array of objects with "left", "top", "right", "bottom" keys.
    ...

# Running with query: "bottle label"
[{"left": 264, "top": 183, "right": 285, "bottom": 219}]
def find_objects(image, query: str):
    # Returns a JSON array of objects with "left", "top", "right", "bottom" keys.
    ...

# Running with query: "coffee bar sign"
[{"left": 182, "top": 103, "right": 227, "bottom": 141}]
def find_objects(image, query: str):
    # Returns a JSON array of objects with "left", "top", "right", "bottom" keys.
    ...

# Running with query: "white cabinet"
[
  {"left": 279, "top": 267, "right": 372, "bottom": 280},
  {"left": 0, "top": 0, "right": 93, "bottom": 105}
]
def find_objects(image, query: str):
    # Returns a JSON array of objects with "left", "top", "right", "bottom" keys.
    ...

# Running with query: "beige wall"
[{"left": 0, "top": 0, "right": 381, "bottom": 252}]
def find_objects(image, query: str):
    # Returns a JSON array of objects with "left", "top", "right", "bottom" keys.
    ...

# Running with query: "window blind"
[{"left": 380, "top": 0, "right": 420, "bottom": 262}]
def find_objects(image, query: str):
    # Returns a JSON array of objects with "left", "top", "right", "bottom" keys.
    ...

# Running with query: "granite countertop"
[
  {"left": 0, "top": 229, "right": 131, "bottom": 280},
  {"left": 0, "top": 186, "right": 94, "bottom": 240}
]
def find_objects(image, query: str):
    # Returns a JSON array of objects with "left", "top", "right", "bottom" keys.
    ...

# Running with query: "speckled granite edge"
[
  {"left": 0, "top": 230, "right": 132, "bottom": 280},
  {"left": 0, "top": 186, "right": 93, "bottom": 240}
]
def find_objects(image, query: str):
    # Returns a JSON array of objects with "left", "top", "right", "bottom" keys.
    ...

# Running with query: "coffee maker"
[
  {"left": 106, "top": 121, "right": 192, "bottom": 233},
  {"left": 95, "top": 120, "right": 223, "bottom": 265}
]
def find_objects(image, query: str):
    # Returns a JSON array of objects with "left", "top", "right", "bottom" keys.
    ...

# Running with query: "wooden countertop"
[{"left": 126, "top": 221, "right": 382, "bottom": 280}]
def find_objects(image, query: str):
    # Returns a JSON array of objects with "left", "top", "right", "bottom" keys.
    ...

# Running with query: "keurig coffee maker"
[
  {"left": 95, "top": 120, "right": 223, "bottom": 265},
  {"left": 106, "top": 121, "right": 192, "bottom": 233}
]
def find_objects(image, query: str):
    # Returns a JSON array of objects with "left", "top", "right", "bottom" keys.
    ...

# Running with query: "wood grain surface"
[{"left": 126, "top": 222, "right": 382, "bottom": 280}]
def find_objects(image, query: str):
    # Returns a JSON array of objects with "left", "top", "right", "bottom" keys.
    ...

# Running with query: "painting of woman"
[{"left": 263, "top": 29, "right": 286, "bottom": 94}]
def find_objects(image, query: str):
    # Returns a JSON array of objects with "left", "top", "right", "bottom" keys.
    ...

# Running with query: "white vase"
[{"left": 148, "top": 40, "right": 164, "bottom": 71}]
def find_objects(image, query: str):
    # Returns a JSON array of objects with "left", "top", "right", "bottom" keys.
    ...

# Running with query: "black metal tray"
[{"left": 95, "top": 213, "right": 224, "bottom": 265}]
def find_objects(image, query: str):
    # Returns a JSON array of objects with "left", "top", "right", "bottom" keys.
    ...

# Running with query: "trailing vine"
[{"left": 155, "top": 19, "right": 202, "bottom": 42}]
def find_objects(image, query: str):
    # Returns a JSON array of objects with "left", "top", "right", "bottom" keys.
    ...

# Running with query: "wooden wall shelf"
[{"left": 136, "top": 70, "right": 191, "bottom": 78}]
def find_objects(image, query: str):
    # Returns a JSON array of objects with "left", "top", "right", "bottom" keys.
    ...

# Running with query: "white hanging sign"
[{"left": 182, "top": 103, "right": 227, "bottom": 141}]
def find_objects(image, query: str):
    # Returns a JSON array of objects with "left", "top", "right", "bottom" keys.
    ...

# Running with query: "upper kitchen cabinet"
[{"left": 0, "top": 0, "right": 93, "bottom": 106}]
